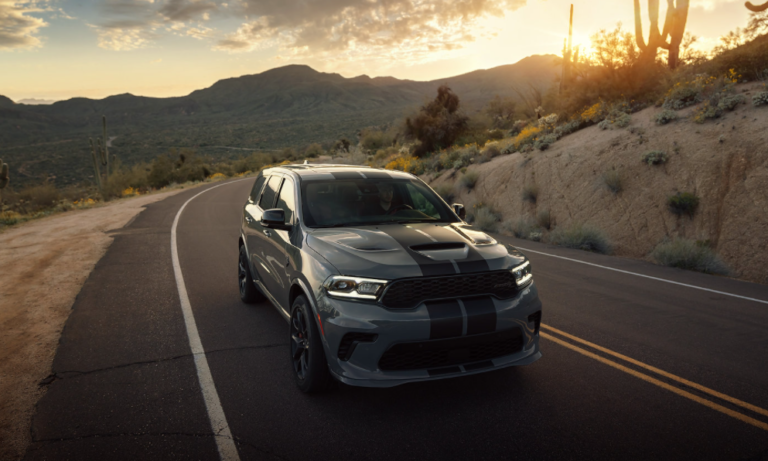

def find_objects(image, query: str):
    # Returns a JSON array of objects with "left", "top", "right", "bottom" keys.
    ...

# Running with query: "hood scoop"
[{"left": 411, "top": 242, "right": 468, "bottom": 261}]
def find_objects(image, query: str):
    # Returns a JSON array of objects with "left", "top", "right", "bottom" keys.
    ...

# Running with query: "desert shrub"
[
  {"left": 510, "top": 120, "right": 528, "bottom": 136},
  {"left": 406, "top": 85, "right": 469, "bottom": 157},
  {"left": 384, "top": 155, "right": 424, "bottom": 175},
  {"left": 598, "top": 110, "right": 631, "bottom": 130},
  {"left": 485, "top": 95, "right": 517, "bottom": 129},
  {"left": 360, "top": 129, "right": 395, "bottom": 152},
  {"left": 534, "top": 133, "right": 559, "bottom": 150},
  {"left": 439, "top": 149, "right": 461, "bottom": 170},
  {"left": 651, "top": 238, "right": 729, "bottom": 274},
  {"left": 487, "top": 129, "right": 505, "bottom": 140},
  {"left": 580, "top": 101, "right": 609, "bottom": 124},
  {"left": 434, "top": 183, "right": 454, "bottom": 203},
  {"left": 471, "top": 205, "right": 501, "bottom": 232},
  {"left": 456, "top": 144, "right": 480, "bottom": 167},
  {"left": 522, "top": 184, "right": 539, "bottom": 203},
  {"left": 16, "top": 183, "right": 60, "bottom": 211},
  {"left": 480, "top": 144, "right": 502, "bottom": 163},
  {"left": 537, "top": 209, "right": 551, "bottom": 230},
  {"left": 102, "top": 163, "right": 151, "bottom": 198},
  {"left": 502, "top": 216, "right": 541, "bottom": 240},
  {"left": 642, "top": 150, "right": 669, "bottom": 165},
  {"left": 753, "top": 91, "right": 768, "bottom": 107},
  {"left": 304, "top": 143, "right": 324, "bottom": 158},
  {"left": 549, "top": 223, "right": 612, "bottom": 254},
  {"left": 148, "top": 155, "right": 175, "bottom": 188},
  {"left": 538, "top": 113, "right": 559, "bottom": 131},
  {"left": 602, "top": 169, "right": 623, "bottom": 193},
  {"left": 668, "top": 192, "right": 700, "bottom": 216},
  {"left": 655, "top": 110, "right": 678, "bottom": 125},
  {"left": 693, "top": 93, "right": 746, "bottom": 123},
  {"left": 554, "top": 119, "right": 583, "bottom": 138},
  {"left": 662, "top": 75, "right": 715, "bottom": 109},
  {"left": 512, "top": 126, "right": 541, "bottom": 151},
  {"left": 460, "top": 170, "right": 480, "bottom": 190}
]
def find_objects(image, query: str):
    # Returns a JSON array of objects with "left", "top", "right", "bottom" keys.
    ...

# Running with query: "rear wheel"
[
  {"left": 238, "top": 245, "right": 263, "bottom": 303},
  {"left": 290, "top": 295, "right": 333, "bottom": 393}
]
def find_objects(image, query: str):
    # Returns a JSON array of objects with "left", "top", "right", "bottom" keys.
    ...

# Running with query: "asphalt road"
[{"left": 25, "top": 179, "right": 768, "bottom": 460}]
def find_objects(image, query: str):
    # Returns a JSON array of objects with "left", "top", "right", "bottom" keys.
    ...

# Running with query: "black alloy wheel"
[
  {"left": 238, "top": 245, "right": 263, "bottom": 303},
  {"left": 290, "top": 296, "right": 333, "bottom": 393}
]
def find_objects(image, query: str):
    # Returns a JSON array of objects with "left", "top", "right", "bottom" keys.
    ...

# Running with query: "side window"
[
  {"left": 259, "top": 176, "right": 282, "bottom": 209},
  {"left": 275, "top": 178, "right": 296, "bottom": 223},
  {"left": 406, "top": 184, "right": 439, "bottom": 218},
  {"left": 249, "top": 176, "right": 267, "bottom": 202}
]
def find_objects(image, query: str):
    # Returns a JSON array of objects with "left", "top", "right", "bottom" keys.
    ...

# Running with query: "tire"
[
  {"left": 238, "top": 244, "right": 263, "bottom": 304},
  {"left": 290, "top": 295, "right": 333, "bottom": 393}
]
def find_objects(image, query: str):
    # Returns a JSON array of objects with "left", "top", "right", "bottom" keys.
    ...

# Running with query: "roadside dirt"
[
  {"left": 430, "top": 82, "right": 768, "bottom": 284},
  {"left": 0, "top": 189, "right": 184, "bottom": 460}
]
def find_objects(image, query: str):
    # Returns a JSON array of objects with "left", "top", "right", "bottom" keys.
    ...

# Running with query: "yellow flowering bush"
[
  {"left": 209, "top": 172, "right": 227, "bottom": 180},
  {"left": 385, "top": 155, "right": 425, "bottom": 175},
  {"left": 513, "top": 126, "right": 541, "bottom": 150},
  {"left": 122, "top": 187, "right": 139, "bottom": 197}
]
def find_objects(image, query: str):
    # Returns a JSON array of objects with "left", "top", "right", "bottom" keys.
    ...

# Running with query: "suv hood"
[{"left": 307, "top": 223, "right": 524, "bottom": 280}]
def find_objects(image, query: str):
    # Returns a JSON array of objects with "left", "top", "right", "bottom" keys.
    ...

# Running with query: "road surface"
[{"left": 25, "top": 179, "right": 768, "bottom": 460}]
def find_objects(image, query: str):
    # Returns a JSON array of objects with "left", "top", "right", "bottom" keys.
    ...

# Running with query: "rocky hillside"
[{"left": 430, "top": 82, "right": 768, "bottom": 284}]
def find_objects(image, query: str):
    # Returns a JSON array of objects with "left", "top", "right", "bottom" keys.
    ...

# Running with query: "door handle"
[
  {"left": 263, "top": 229, "right": 271, "bottom": 237},
  {"left": 245, "top": 215, "right": 254, "bottom": 224}
]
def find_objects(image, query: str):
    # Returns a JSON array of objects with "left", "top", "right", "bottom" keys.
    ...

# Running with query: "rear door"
[{"left": 245, "top": 175, "right": 282, "bottom": 296}]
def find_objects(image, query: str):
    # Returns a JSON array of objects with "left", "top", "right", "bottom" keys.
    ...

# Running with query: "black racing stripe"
[
  {"left": 417, "top": 225, "right": 491, "bottom": 274},
  {"left": 377, "top": 226, "right": 456, "bottom": 277},
  {"left": 463, "top": 297, "right": 497, "bottom": 336},
  {"left": 463, "top": 360, "right": 494, "bottom": 371},
  {"left": 425, "top": 300, "right": 463, "bottom": 339},
  {"left": 428, "top": 366, "right": 461, "bottom": 376},
  {"left": 361, "top": 171, "right": 391, "bottom": 179},
  {"left": 330, "top": 171, "right": 364, "bottom": 179}
]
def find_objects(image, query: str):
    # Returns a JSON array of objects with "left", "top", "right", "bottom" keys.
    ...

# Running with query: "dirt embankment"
[
  {"left": 431, "top": 82, "right": 768, "bottom": 284},
  {"left": 0, "top": 190, "right": 183, "bottom": 460}
]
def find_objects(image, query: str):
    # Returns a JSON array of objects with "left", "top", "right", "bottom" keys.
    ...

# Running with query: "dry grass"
[{"left": 651, "top": 238, "right": 729, "bottom": 274}]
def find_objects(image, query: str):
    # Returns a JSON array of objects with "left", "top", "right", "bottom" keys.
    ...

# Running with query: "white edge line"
[
  {"left": 171, "top": 179, "right": 252, "bottom": 461},
  {"left": 515, "top": 246, "right": 768, "bottom": 306}
]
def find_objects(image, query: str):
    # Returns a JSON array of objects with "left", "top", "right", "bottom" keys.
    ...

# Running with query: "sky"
[{"left": 0, "top": 0, "right": 756, "bottom": 101}]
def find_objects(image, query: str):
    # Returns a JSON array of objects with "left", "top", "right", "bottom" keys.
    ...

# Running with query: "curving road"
[{"left": 25, "top": 179, "right": 768, "bottom": 460}]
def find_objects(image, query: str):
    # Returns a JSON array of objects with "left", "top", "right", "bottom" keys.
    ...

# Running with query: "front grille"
[
  {"left": 380, "top": 271, "right": 518, "bottom": 309},
  {"left": 378, "top": 328, "right": 523, "bottom": 371}
]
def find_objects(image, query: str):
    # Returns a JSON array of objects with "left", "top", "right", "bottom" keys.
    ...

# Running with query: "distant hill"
[
  {"left": 16, "top": 98, "right": 58, "bottom": 105},
  {"left": 0, "top": 55, "right": 559, "bottom": 186}
]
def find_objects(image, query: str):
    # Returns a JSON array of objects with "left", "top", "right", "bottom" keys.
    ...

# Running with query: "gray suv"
[{"left": 239, "top": 165, "right": 542, "bottom": 392}]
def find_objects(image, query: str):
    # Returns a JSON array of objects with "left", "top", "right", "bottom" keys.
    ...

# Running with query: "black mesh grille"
[
  {"left": 378, "top": 328, "right": 523, "bottom": 371},
  {"left": 337, "top": 332, "right": 377, "bottom": 361},
  {"left": 380, "top": 271, "right": 518, "bottom": 309}
]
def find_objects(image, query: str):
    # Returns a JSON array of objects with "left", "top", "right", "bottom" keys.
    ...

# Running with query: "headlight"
[
  {"left": 324, "top": 276, "right": 388, "bottom": 300},
  {"left": 511, "top": 260, "right": 533, "bottom": 287}
]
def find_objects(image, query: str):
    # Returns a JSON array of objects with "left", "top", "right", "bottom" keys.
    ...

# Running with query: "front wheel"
[
  {"left": 290, "top": 296, "right": 333, "bottom": 393},
  {"left": 239, "top": 245, "right": 264, "bottom": 304}
]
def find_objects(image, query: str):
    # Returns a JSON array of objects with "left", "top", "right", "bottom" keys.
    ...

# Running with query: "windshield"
[{"left": 300, "top": 177, "right": 460, "bottom": 228}]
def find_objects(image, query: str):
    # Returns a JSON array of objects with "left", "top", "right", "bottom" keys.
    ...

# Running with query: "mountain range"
[{"left": 1, "top": 54, "right": 559, "bottom": 186}]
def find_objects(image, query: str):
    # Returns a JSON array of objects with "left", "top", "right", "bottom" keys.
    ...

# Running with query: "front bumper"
[{"left": 314, "top": 281, "right": 542, "bottom": 388}]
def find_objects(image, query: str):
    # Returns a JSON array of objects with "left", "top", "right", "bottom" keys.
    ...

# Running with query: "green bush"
[
  {"left": 651, "top": 238, "right": 729, "bottom": 275},
  {"left": 433, "top": 183, "right": 454, "bottom": 203},
  {"left": 304, "top": 143, "right": 324, "bottom": 158},
  {"left": 479, "top": 144, "right": 501, "bottom": 163},
  {"left": 503, "top": 216, "right": 541, "bottom": 240},
  {"left": 655, "top": 110, "right": 677, "bottom": 125},
  {"left": 668, "top": 192, "right": 700, "bottom": 217},
  {"left": 602, "top": 169, "right": 623, "bottom": 193},
  {"left": 460, "top": 170, "right": 480, "bottom": 190},
  {"left": 522, "top": 184, "right": 539, "bottom": 203},
  {"left": 16, "top": 184, "right": 60, "bottom": 211},
  {"left": 471, "top": 206, "right": 501, "bottom": 232},
  {"left": 534, "top": 133, "right": 559, "bottom": 151},
  {"left": 549, "top": 223, "right": 612, "bottom": 254},
  {"left": 642, "top": 150, "right": 669, "bottom": 165},
  {"left": 597, "top": 111, "right": 631, "bottom": 130},
  {"left": 753, "top": 91, "right": 768, "bottom": 107},
  {"left": 537, "top": 209, "right": 551, "bottom": 230}
]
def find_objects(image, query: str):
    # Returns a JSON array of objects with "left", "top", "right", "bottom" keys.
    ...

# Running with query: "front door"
[{"left": 261, "top": 177, "right": 297, "bottom": 311}]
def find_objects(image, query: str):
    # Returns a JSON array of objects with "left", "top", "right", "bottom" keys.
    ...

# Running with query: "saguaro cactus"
[
  {"left": 88, "top": 115, "right": 111, "bottom": 195},
  {"left": 0, "top": 158, "right": 9, "bottom": 190},
  {"left": 634, "top": 0, "right": 690, "bottom": 69},
  {"left": 560, "top": 4, "right": 574, "bottom": 94},
  {"left": 746, "top": 1, "right": 768, "bottom": 11}
]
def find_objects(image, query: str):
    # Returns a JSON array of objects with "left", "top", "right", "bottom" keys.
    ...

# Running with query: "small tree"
[
  {"left": 405, "top": 85, "right": 468, "bottom": 157},
  {"left": 485, "top": 96, "right": 517, "bottom": 129}
]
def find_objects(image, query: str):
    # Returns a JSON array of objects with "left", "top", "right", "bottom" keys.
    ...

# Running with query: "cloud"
[
  {"left": 215, "top": 0, "right": 528, "bottom": 63},
  {"left": 93, "top": 0, "right": 219, "bottom": 50},
  {"left": 0, "top": 0, "right": 50, "bottom": 50}
]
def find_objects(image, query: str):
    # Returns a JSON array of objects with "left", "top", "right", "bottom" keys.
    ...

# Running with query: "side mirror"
[
  {"left": 261, "top": 208, "right": 291, "bottom": 230},
  {"left": 452, "top": 203, "right": 466, "bottom": 220}
]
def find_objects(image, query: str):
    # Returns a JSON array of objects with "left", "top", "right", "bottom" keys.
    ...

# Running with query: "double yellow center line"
[{"left": 541, "top": 324, "right": 768, "bottom": 432}]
